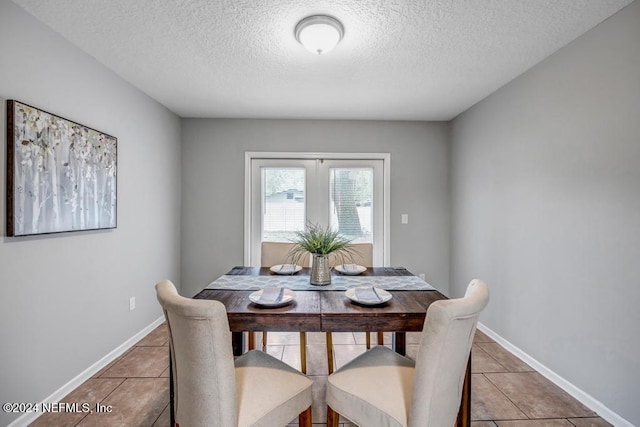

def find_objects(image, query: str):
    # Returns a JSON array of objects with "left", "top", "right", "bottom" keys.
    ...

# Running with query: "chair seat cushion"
[
  {"left": 235, "top": 350, "right": 313, "bottom": 427},
  {"left": 327, "top": 346, "right": 415, "bottom": 427}
]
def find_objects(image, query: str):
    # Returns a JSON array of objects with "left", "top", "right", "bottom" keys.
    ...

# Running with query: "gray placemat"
[{"left": 206, "top": 274, "right": 435, "bottom": 291}]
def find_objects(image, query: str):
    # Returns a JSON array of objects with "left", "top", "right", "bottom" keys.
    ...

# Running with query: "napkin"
[
  {"left": 260, "top": 286, "right": 284, "bottom": 303},
  {"left": 355, "top": 287, "right": 382, "bottom": 304},
  {"left": 274, "top": 264, "right": 296, "bottom": 274},
  {"left": 344, "top": 264, "right": 359, "bottom": 273}
]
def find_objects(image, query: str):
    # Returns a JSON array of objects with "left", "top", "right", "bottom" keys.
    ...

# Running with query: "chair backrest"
[
  {"left": 261, "top": 241, "right": 310, "bottom": 267},
  {"left": 409, "top": 279, "right": 489, "bottom": 427},
  {"left": 155, "top": 280, "right": 238, "bottom": 426},
  {"left": 328, "top": 242, "right": 373, "bottom": 268}
]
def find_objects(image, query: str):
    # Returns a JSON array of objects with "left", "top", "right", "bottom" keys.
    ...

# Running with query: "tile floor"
[{"left": 30, "top": 325, "right": 612, "bottom": 427}]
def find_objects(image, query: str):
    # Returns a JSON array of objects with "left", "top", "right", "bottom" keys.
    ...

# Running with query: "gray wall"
[
  {"left": 0, "top": 2, "right": 182, "bottom": 425},
  {"left": 181, "top": 119, "right": 450, "bottom": 298},
  {"left": 3, "top": 0, "right": 637, "bottom": 424},
  {"left": 450, "top": 2, "right": 640, "bottom": 425}
]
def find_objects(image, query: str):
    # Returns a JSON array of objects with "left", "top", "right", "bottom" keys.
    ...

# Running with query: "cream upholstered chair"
[
  {"left": 155, "top": 280, "right": 313, "bottom": 427},
  {"left": 327, "top": 243, "right": 380, "bottom": 371},
  {"left": 328, "top": 242, "right": 373, "bottom": 271},
  {"left": 257, "top": 242, "right": 311, "bottom": 372},
  {"left": 255, "top": 242, "right": 294, "bottom": 352},
  {"left": 259, "top": 242, "right": 313, "bottom": 372},
  {"left": 260, "top": 242, "right": 374, "bottom": 374},
  {"left": 326, "top": 279, "right": 489, "bottom": 427},
  {"left": 260, "top": 241, "right": 309, "bottom": 268}
]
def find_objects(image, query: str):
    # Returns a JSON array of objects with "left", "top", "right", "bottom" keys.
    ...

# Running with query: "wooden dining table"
[{"left": 188, "top": 266, "right": 471, "bottom": 427}]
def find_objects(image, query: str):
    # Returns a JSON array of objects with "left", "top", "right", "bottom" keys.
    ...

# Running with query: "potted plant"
[{"left": 289, "top": 223, "right": 357, "bottom": 285}]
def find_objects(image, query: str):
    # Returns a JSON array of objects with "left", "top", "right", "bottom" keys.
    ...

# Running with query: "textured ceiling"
[{"left": 12, "top": 0, "right": 634, "bottom": 120}]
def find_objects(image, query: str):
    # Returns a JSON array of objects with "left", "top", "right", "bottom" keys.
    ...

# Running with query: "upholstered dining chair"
[
  {"left": 257, "top": 242, "right": 312, "bottom": 371},
  {"left": 155, "top": 280, "right": 313, "bottom": 427},
  {"left": 327, "top": 242, "right": 373, "bottom": 271},
  {"left": 325, "top": 279, "right": 489, "bottom": 427},
  {"left": 327, "top": 243, "right": 380, "bottom": 371},
  {"left": 255, "top": 242, "right": 292, "bottom": 352},
  {"left": 260, "top": 241, "right": 309, "bottom": 268},
  {"left": 260, "top": 241, "right": 376, "bottom": 375}
]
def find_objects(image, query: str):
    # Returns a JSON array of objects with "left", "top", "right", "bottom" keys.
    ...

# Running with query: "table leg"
[
  {"left": 456, "top": 354, "right": 472, "bottom": 427},
  {"left": 232, "top": 331, "right": 244, "bottom": 356},
  {"left": 393, "top": 331, "right": 406, "bottom": 355}
]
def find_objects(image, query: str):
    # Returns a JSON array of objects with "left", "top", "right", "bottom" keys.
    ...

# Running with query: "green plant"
[{"left": 289, "top": 222, "right": 357, "bottom": 265}]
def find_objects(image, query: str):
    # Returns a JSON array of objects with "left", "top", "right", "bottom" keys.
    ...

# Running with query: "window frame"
[{"left": 244, "top": 152, "right": 391, "bottom": 267}]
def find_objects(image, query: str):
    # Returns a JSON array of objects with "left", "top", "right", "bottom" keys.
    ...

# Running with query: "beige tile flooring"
[{"left": 30, "top": 324, "right": 612, "bottom": 427}]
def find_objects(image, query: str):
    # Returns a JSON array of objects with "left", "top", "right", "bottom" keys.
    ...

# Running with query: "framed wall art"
[{"left": 6, "top": 100, "right": 117, "bottom": 236}]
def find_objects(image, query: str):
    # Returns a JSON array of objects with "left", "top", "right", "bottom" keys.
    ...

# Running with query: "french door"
[{"left": 245, "top": 153, "right": 389, "bottom": 267}]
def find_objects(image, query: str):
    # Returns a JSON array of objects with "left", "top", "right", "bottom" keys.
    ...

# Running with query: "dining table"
[{"left": 184, "top": 266, "right": 471, "bottom": 427}]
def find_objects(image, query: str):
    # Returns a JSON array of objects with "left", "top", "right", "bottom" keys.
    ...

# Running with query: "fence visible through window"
[{"left": 262, "top": 167, "right": 306, "bottom": 242}]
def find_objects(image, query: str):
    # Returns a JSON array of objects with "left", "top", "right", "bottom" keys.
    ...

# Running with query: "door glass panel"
[
  {"left": 330, "top": 167, "right": 373, "bottom": 243},
  {"left": 262, "top": 167, "right": 305, "bottom": 242},
  {"left": 249, "top": 156, "right": 386, "bottom": 267}
]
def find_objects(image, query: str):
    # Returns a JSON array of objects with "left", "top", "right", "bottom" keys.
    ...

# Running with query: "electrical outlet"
[
  {"left": 419, "top": 273, "right": 426, "bottom": 281},
  {"left": 129, "top": 297, "right": 136, "bottom": 311},
  {"left": 401, "top": 214, "right": 409, "bottom": 224}
]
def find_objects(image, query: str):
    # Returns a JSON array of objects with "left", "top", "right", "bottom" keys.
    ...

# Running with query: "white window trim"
[{"left": 244, "top": 151, "right": 391, "bottom": 266}]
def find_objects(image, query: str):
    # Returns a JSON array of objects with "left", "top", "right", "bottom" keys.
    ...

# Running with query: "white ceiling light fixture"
[{"left": 295, "top": 15, "right": 344, "bottom": 55}]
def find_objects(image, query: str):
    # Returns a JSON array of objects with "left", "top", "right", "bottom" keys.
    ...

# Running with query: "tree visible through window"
[{"left": 331, "top": 168, "right": 373, "bottom": 242}]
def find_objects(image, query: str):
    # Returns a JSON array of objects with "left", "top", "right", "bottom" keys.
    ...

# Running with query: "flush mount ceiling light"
[{"left": 295, "top": 15, "right": 344, "bottom": 55}]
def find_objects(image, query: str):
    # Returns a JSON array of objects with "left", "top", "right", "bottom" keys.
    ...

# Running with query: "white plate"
[
  {"left": 269, "top": 264, "right": 303, "bottom": 274},
  {"left": 345, "top": 287, "right": 392, "bottom": 306},
  {"left": 249, "top": 288, "right": 296, "bottom": 307},
  {"left": 335, "top": 264, "right": 367, "bottom": 275}
]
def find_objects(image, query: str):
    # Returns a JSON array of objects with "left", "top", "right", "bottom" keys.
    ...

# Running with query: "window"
[
  {"left": 262, "top": 166, "right": 306, "bottom": 242},
  {"left": 245, "top": 153, "right": 390, "bottom": 266},
  {"left": 326, "top": 163, "right": 376, "bottom": 244}
]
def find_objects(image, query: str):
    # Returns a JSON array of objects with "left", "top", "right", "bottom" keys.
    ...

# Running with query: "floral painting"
[{"left": 6, "top": 100, "right": 117, "bottom": 236}]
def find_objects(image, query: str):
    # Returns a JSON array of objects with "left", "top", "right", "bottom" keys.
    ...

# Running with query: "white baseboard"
[
  {"left": 477, "top": 323, "right": 633, "bottom": 427},
  {"left": 9, "top": 316, "right": 165, "bottom": 427}
]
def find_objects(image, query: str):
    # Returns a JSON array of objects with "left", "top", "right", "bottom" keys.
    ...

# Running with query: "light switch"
[{"left": 401, "top": 214, "right": 409, "bottom": 224}]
